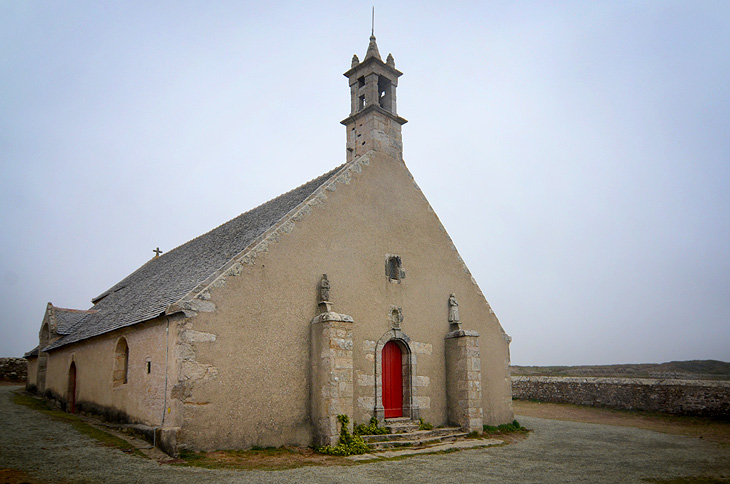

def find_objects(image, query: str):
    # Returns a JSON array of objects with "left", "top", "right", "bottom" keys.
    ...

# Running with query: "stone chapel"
[{"left": 25, "top": 35, "right": 514, "bottom": 454}]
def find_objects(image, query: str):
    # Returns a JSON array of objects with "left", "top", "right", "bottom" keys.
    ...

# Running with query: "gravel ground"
[{"left": 1, "top": 386, "right": 728, "bottom": 483}]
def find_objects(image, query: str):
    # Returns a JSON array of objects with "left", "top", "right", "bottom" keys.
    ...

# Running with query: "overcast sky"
[{"left": 1, "top": 1, "right": 728, "bottom": 365}]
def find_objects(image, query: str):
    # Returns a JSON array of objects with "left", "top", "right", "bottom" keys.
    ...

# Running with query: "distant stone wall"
[
  {"left": 0, "top": 358, "right": 28, "bottom": 382},
  {"left": 511, "top": 376, "right": 730, "bottom": 418}
]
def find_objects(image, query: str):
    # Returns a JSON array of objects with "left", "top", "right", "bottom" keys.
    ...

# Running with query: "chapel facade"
[{"left": 25, "top": 35, "right": 514, "bottom": 454}]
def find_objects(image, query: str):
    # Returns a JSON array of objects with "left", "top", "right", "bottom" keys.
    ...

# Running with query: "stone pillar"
[
  {"left": 445, "top": 329, "right": 484, "bottom": 432},
  {"left": 311, "top": 311, "right": 355, "bottom": 446}
]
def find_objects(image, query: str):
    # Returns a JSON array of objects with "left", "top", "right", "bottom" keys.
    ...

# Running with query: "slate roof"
[
  {"left": 45, "top": 164, "right": 346, "bottom": 351},
  {"left": 24, "top": 346, "right": 39, "bottom": 358},
  {"left": 53, "top": 307, "right": 96, "bottom": 334}
]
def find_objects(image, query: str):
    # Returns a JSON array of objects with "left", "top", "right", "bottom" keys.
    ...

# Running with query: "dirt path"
[{"left": 1, "top": 386, "right": 729, "bottom": 483}]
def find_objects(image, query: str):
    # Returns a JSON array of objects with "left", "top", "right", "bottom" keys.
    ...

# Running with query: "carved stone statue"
[
  {"left": 390, "top": 306, "right": 403, "bottom": 329},
  {"left": 319, "top": 274, "right": 330, "bottom": 303},
  {"left": 448, "top": 294, "right": 460, "bottom": 323}
]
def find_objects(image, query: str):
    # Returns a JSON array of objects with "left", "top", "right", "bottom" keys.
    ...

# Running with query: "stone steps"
[
  {"left": 383, "top": 417, "right": 419, "bottom": 434},
  {"left": 359, "top": 419, "right": 468, "bottom": 451},
  {"left": 358, "top": 432, "right": 467, "bottom": 450},
  {"left": 360, "top": 427, "right": 465, "bottom": 443}
]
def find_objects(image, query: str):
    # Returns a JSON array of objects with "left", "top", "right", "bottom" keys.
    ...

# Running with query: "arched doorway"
[
  {"left": 374, "top": 329, "right": 419, "bottom": 422},
  {"left": 67, "top": 362, "right": 77, "bottom": 413},
  {"left": 382, "top": 340, "right": 403, "bottom": 418}
]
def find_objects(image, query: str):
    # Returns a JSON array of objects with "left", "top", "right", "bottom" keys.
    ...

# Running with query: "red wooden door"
[{"left": 382, "top": 341, "right": 403, "bottom": 418}]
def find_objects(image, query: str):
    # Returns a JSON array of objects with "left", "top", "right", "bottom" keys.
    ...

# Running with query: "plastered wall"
[
  {"left": 42, "top": 317, "right": 176, "bottom": 426},
  {"left": 175, "top": 152, "right": 513, "bottom": 450}
]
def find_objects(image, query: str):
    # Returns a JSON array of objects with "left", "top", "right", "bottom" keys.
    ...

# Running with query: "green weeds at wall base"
[
  {"left": 483, "top": 419, "right": 527, "bottom": 434},
  {"left": 354, "top": 416, "right": 390, "bottom": 436},
  {"left": 419, "top": 418, "right": 433, "bottom": 430},
  {"left": 317, "top": 415, "right": 370, "bottom": 456}
]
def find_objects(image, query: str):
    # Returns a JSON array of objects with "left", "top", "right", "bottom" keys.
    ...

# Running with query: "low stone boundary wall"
[
  {"left": 0, "top": 358, "right": 28, "bottom": 382},
  {"left": 511, "top": 376, "right": 730, "bottom": 418}
]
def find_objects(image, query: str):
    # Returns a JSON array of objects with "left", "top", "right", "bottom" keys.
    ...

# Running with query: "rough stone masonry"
[
  {"left": 512, "top": 376, "right": 730, "bottom": 418},
  {"left": 0, "top": 357, "right": 27, "bottom": 381}
]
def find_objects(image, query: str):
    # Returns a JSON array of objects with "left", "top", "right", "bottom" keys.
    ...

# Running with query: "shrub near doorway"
[
  {"left": 354, "top": 417, "right": 390, "bottom": 436},
  {"left": 418, "top": 418, "right": 434, "bottom": 430},
  {"left": 316, "top": 415, "right": 370, "bottom": 456}
]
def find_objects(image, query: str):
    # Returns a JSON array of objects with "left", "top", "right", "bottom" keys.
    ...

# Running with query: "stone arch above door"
[{"left": 373, "top": 329, "right": 419, "bottom": 422}]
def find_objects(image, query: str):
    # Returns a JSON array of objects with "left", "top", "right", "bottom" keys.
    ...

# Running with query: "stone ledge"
[
  {"left": 311, "top": 312, "right": 354, "bottom": 324},
  {"left": 445, "top": 329, "right": 480, "bottom": 339}
]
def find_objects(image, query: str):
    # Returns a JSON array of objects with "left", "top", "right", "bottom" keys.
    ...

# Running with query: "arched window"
[{"left": 113, "top": 337, "right": 129, "bottom": 387}]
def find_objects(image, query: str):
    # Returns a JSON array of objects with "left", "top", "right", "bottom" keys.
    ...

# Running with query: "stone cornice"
[
  {"left": 340, "top": 104, "right": 407, "bottom": 126},
  {"left": 343, "top": 55, "right": 403, "bottom": 79}
]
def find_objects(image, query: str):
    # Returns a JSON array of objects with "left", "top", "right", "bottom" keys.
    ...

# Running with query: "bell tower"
[{"left": 341, "top": 35, "right": 407, "bottom": 162}]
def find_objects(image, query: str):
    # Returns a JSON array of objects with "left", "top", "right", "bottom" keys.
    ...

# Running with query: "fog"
[{"left": 1, "top": 1, "right": 728, "bottom": 365}]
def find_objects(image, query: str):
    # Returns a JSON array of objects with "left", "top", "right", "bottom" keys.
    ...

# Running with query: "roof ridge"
[{"left": 51, "top": 306, "right": 97, "bottom": 314}]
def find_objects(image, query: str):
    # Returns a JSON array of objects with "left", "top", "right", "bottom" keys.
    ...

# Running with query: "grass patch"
[
  {"left": 12, "top": 391, "right": 144, "bottom": 457},
  {"left": 483, "top": 419, "right": 528, "bottom": 435},
  {"left": 178, "top": 448, "right": 206, "bottom": 461},
  {"left": 475, "top": 419, "right": 531, "bottom": 444}
]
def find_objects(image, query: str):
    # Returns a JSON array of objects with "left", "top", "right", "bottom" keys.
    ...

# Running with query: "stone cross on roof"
[{"left": 153, "top": 247, "right": 163, "bottom": 257}]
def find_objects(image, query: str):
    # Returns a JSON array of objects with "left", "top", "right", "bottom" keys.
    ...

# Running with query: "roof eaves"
[{"left": 24, "top": 346, "right": 39, "bottom": 358}]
